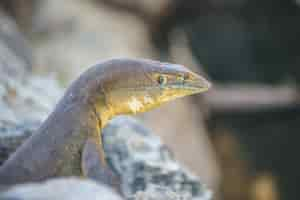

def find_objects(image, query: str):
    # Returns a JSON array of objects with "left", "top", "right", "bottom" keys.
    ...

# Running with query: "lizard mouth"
[
  {"left": 165, "top": 81, "right": 210, "bottom": 93},
  {"left": 164, "top": 73, "right": 211, "bottom": 94}
]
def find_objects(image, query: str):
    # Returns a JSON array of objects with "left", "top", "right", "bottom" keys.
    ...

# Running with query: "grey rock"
[
  {"left": 0, "top": 177, "right": 123, "bottom": 200},
  {"left": 0, "top": 9, "right": 63, "bottom": 165},
  {"left": 103, "top": 116, "right": 212, "bottom": 200},
  {"left": 0, "top": 75, "right": 63, "bottom": 164}
]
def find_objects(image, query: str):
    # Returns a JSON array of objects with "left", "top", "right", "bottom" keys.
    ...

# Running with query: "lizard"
[{"left": 0, "top": 58, "right": 210, "bottom": 185}]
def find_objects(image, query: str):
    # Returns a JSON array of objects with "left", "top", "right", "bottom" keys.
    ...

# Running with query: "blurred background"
[{"left": 0, "top": 0, "right": 299, "bottom": 199}]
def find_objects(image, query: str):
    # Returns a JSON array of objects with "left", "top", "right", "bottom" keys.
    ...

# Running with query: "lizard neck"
[{"left": 0, "top": 76, "right": 112, "bottom": 184}]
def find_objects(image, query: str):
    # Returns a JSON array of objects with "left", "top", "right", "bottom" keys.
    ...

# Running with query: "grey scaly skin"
[{"left": 0, "top": 58, "right": 210, "bottom": 185}]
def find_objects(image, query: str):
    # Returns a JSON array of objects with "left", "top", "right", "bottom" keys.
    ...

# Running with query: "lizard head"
[{"left": 95, "top": 58, "right": 210, "bottom": 118}]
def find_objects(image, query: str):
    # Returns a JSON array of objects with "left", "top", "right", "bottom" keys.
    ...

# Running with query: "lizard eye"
[{"left": 158, "top": 75, "right": 167, "bottom": 85}]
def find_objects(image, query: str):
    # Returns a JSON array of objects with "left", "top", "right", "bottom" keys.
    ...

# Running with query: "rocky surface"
[
  {"left": 0, "top": 178, "right": 123, "bottom": 200},
  {"left": 103, "top": 116, "right": 212, "bottom": 200},
  {"left": 0, "top": 74, "right": 62, "bottom": 165},
  {"left": 0, "top": 9, "right": 63, "bottom": 165}
]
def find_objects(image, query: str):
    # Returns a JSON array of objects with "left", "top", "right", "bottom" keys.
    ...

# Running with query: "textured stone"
[
  {"left": 0, "top": 178, "right": 123, "bottom": 200},
  {"left": 103, "top": 116, "right": 212, "bottom": 200}
]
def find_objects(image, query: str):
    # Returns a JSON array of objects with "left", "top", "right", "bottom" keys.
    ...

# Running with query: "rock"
[
  {"left": 0, "top": 177, "right": 123, "bottom": 200},
  {"left": 131, "top": 185, "right": 204, "bottom": 200},
  {"left": 0, "top": 74, "right": 62, "bottom": 165},
  {"left": 0, "top": 60, "right": 62, "bottom": 165},
  {"left": 0, "top": 9, "right": 63, "bottom": 165},
  {"left": 103, "top": 116, "right": 212, "bottom": 200}
]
